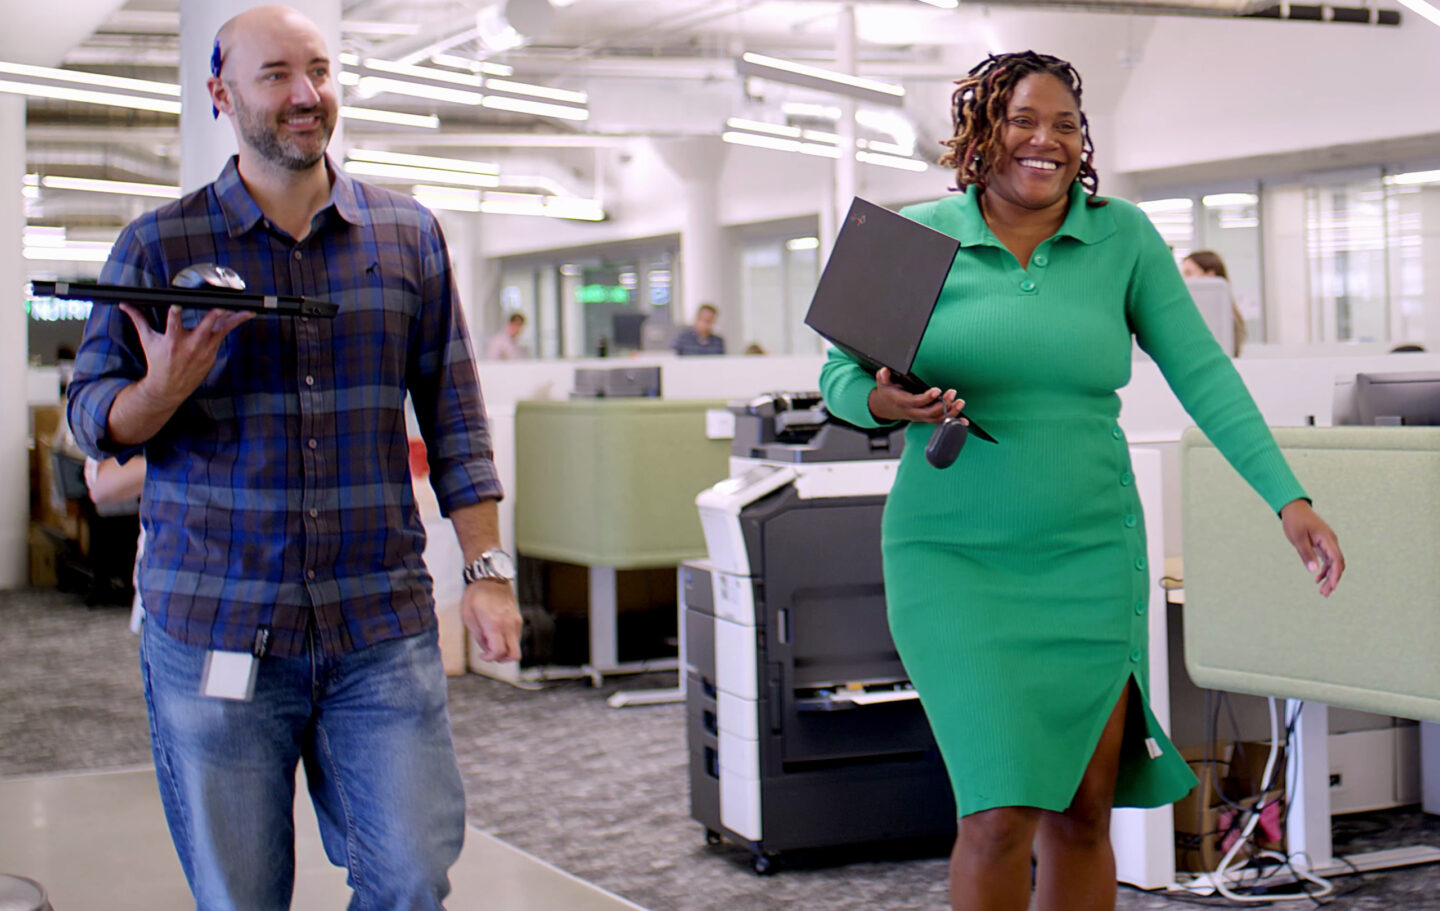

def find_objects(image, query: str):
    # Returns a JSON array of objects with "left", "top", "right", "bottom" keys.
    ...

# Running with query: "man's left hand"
[{"left": 461, "top": 581, "right": 523, "bottom": 663}]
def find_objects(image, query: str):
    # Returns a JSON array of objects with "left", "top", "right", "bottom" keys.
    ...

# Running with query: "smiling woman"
[{"left": 818, "top": 48, "right": 1345, "bottom": 911}]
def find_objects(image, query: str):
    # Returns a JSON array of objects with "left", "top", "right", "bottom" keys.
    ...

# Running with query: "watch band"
[{"left": 463, "top": 548, "right": 515, "bottom": 585}]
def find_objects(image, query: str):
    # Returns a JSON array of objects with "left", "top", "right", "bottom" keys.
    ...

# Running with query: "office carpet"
[{"left": 4, "top": 590, "right": 1439, "bottom": 910}]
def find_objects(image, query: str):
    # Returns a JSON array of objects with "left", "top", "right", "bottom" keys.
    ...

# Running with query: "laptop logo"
[{"left": 850, "top": 213, "right": 866, "bottom": 226}]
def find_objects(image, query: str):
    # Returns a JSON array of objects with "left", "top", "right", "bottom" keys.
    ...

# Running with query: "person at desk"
[
  {"left": 485, "top": 311, "right": 530, "bottom": 360},
  {"left": 672, "top": 302, "right": 726, "bottom": 355},
  {"left": 66, "top": 5, "right": 521, "bottom": 908},
  {"left": 819, "top": 50, "right": 1346, "bottom": 911},
  {"left": 1180, "top": 250, "right": 1248, "bottom": 357}
]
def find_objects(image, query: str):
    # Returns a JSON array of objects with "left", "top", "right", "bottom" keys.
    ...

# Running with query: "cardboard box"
[
  {"left": 1174, "top": 741, "right": 1286, "bottom": 873},
  {"left": 28, "top": 523, "right": 61, "bottom": 588}
]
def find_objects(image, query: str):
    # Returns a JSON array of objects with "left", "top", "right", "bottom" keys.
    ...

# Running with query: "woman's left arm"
[{"left": 1123, "top": 205, "right": 1345, "bottom": 596}]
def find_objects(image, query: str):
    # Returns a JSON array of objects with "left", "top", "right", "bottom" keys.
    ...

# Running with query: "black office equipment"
[
  {"left": 30, "top": 280, "right": 340, "bottom": 320},
  {"left": 804, "top": 197, "right": 995, "bottom": 458},
  {"left": 572, "top": 365, "right": 661, "bottom": 398}
]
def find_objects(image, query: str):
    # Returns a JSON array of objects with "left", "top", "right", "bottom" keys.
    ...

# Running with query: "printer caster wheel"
[
  {"left": 705, "top": 830, "right": 722, "bottom": 846},
  {"left": 751, "top": 854, "right": 774, "bottom": 875}
]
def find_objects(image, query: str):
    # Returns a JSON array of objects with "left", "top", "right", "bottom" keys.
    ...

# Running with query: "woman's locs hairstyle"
[{"left": 937, "top": 50, "right": 1104, "bottom": 207}]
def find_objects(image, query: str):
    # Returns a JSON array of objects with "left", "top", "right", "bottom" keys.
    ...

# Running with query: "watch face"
[{"left": 487, "top": 550, "right": 516, "bottom": 579}]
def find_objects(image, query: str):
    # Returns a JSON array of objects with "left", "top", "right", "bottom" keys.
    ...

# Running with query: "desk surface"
[{"left": 1181, "top": 426, "right": 1440, "bottom": 723}]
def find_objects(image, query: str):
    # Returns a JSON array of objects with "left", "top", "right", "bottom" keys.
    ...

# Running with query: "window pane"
[
  {"left": 1305, "top": 177, "right": 1387, "bottom": 343},
  {"left": 741, "top": 243, "right": 786, "bottom": 356},
  {"left": 1384, "top": 177, "right": 1435, "bottom": 346},
  {"left": 785, "top": 243, "right": 821, "bottom": 355},
  {"left": 1199, "top": 193, "right": 1263, "bottom": 347},
  {"left": 1138, "top": 198, "right": 1195, "bottom": 261}
]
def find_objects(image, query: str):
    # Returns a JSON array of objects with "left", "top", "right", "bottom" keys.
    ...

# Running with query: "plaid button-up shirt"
[{"left": 68, "top": 156, "right": 502, "bottom": 658}]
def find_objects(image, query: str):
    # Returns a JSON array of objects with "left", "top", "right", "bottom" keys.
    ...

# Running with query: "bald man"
[{"left": 67, "top": 6, "right": 518, "bottom": 907}]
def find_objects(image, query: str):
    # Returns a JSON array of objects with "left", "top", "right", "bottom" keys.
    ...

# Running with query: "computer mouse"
[
  {"left": 925, "top": 417, "right": 968, "bottom": 469},
  {"left": 172, "top": 263, "right": 246, "bottom": 291}
]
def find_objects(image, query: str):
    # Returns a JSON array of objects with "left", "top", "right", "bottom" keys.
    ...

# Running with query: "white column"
[
  {"left": 180, "top": 0, "right": 343, "bottom": 193},
  {"left": 833, "top": 5, "right": 858, "bottom": 232},
  {"left": 656, "top": 137, "right": 728, "bottom": 324},
  {"left": 0, "top": 96, "right": 28, "bottom": 586}
]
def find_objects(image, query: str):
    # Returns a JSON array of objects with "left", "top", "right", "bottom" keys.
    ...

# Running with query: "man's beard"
[{"left": 232, "top": 91, "right": 333, "bottom": 172}]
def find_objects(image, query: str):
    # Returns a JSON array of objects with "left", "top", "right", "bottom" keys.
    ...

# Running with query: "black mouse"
[{"left": 925, "top": 417, "right": 969, "bottom": 469}]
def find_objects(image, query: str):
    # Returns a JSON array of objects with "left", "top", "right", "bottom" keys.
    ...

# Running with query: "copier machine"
[{"left": 685, "top": 393, "right": 956, "bottom": 874}]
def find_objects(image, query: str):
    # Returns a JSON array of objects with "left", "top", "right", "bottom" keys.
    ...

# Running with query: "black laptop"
[{"left": 805, "top": 197, "right": 995, "bottom": 443}]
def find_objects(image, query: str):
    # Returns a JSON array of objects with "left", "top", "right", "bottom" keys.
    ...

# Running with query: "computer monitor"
[
  {"left": 1333, "top": 371, "right": 1440, "bottom": 426},
  {"left": 611, "top": 312, "right": 648, "bottom": 350}
]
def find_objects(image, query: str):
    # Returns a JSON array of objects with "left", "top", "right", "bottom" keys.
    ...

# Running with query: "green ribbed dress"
[{"left": 819, "top": 183, "right": 1308, "bottom": 818}]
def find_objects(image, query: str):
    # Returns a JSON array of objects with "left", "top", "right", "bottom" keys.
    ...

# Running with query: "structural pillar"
[
  {"left": 833, "top": 5, "right": 858, "bottom": 239},
  {"left": 0, "top": 96, "right": 28, "bottom": 586},
  {"left": 180, "top": 0, "right": 343, "bottom": 193},
  {"left": 656, "top": 137, "right": 728, "bottom": 324}
]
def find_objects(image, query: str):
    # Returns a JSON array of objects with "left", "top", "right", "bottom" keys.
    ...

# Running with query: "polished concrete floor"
[{"left": 0, "top": 766, "right": 643, "bottom": 911}]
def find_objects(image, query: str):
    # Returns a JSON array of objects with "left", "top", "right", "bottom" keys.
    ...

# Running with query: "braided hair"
[{"left": 938, "top": 51, "right": 1104, "bottom": 206}]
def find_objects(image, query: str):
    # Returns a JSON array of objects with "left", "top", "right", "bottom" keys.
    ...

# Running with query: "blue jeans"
[{"left": 140, "top": 620, "right": 465, "bottom": 911}]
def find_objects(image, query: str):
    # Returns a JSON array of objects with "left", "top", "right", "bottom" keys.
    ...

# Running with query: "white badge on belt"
[{"left": 199, "top": 627, "right": 269, "bottom": 702}]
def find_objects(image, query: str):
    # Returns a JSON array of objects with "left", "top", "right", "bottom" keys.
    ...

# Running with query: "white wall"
[{"left": 1114, "top": 16, "right": 1440, "bottom": 174}]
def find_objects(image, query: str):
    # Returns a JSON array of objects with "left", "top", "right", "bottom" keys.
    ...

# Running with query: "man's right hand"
[
  {"left": 119, "top": 304, "right": 254, "bottom": 410},
  {"left": 106, "top": 304, "right": 254, "bottom": 447},
  {"left": 866, "top": 367, "right": 968, "bottom": 426}
]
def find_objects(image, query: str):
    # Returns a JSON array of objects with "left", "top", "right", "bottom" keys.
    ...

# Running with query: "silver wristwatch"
[{"left": 463, "top": 548, "right": 516, "bottom": 586}]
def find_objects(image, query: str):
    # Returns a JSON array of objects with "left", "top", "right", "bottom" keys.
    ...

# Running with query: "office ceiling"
[{"left": 13, "top": 0, "right": 1387, "bottom": 236}]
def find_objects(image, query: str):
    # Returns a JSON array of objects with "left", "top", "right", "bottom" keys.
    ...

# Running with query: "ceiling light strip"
[
  {"left": 856, "top": 151, "right": 927, "bottom": 172},
  {"left": 0, "top": 60, "right": 178, "bottom": 96},
  {"left": 348, "top": 148, "right": 499, "bottom": 175},
  {"left": 356, "top": 76, "right": 483, "bottom": 105},
  {"left": 343, "top": 160, "right": 499, "bottom": 188},
  {"left": 431, "top": 54, "right": 514, "bottom": 77},
  {"left": 340, "top": 106, "right": 440, "bottom": 129},
  {"left": 40, "top": 175, "right": 181, "bottom": 198},
  {"left": 480, "top": 95, "right": 589, "bottom": 121},
  {"left": 362, "top": 57, "right": 482, "bottom": 88},
  {"left": 738, "top": 52, "right": 905, "bottom": 99},
  {"left": 483, "top": 78, "right": 587, "bottom": 105},
  {"left": 1395, "top": 0, "right": 1440, "bottom": 28},
  {"left": 0, "top": 80, "right": 180, "bottom": 114}
]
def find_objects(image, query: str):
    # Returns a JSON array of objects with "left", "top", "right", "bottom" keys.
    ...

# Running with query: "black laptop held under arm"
[{"left": 804, "top": 197, "right": 995, "bottom": 447}]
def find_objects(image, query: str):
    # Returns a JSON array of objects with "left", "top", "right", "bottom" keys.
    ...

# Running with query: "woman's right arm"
[{"left": 818, "top": 347, "right": 962, "bottom": 426}]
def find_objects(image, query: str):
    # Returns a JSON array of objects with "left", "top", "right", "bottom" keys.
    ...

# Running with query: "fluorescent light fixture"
[
  {"left": 1138, "top": 197, "right": 1194, "bottom": 215},
  {"left": 338, "top": 72, "right": 361, "bottom": 86},
  {"left": 479, "top": 191, "right": 605, "bottom": 221},
  {"left": 725, "top": 118, "right": 801, "bottom": 138},
  {"left": 856, "top": 150, "right": 927, "bottom": 172},
  {"left": 0, "top": 60, "right": 178, "bottom": 96},
  {"left": 41, "top": 175, "right": 180, "bottom": 198},
  {"left": 782, "top": 102, "right": 840, "bottom": 120},
  {"left": 1202, "top": 193, "right": 1259, "bottom": 207},
  {"left": 340, "top": 52, "right": 360, "bottom": 66},
  {"left": 1395, "top": 0, "right": 1440, "bottom": 28},
  {"left": 801, "top": 129, "right": 841, "bottom": 144},
  {"left": 24, "top": 242, "right": 113, "bottom": 262},
  {"left": 737, "top": 52, "right": 905, "bottom": 107},
  {"left": 1385, "top": 169, "right": 1440, "bottom": 186},
  {"left": 363, "top": 57, "right": 482, "bottom": 88},
  {"left": 430, "top": 54, "right": 513, "bottom": 76},
  {"left": 413, "top": 186, "right": 482, "bottom": 213},
  {"left": 721, "top": 131, "right": 839, "bottom": 159},
  {"left": 357, "top": 76, "right": 483, "bottom": 105},
  {"left": 500, "top": 175, "right": 574, "bottom": 197},
  {"left": 559, "top": 264, "right": 583, "bottom": 276},
  {"left": 481, "top": 95, "right": 589, "bottom": 121},
  {"left": 22, "top": 185, "right": 39, "bottom": 199},
  {"left": 341, "top": 106, "right": 440, "bottom": 129},
  {"left": 786, "top": 237, "right": 820, "bottom": 251},
  {"left": 856, "top": 108, "right": 917, "bottom": 156},
  {"left": 344, "top": 160, "right": 500, "bottom": 188},
  {"left": 342, "top": 20, "right": 422, "bottom": 37},
  {"left": 349, "top": 148, "right": 499, "bottom": 175},
  {"left": 913, "top": 0, "right": 960, "bottom": 7},
  {"left": 25, "top": 225, "right": 66, "bottom": 246},
  {"left": 483, "top": 78, "right": 587, "bottom": 105},
  {"left": 0, "top": 79, "right": 180, "bottom": 114}
]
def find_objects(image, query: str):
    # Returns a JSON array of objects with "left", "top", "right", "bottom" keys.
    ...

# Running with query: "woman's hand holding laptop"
[{"left": 867, "top": 367, "right": 969, "bottom": 426}]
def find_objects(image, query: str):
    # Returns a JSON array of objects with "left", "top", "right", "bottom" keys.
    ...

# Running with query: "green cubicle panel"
[
  {"left": 1181, "top": 426, "right": 1440, "bottom": 723},
  {"left": 514, "top": 398, "right": 731, "bottom": 569}
]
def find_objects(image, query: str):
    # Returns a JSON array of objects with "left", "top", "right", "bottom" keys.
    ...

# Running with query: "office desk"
[
  {"left": 1182, "top": 426, "right": 1440, "bottom": 883},
  {"left": 511, "top": 398, "right": 730, "bottom": 685}
]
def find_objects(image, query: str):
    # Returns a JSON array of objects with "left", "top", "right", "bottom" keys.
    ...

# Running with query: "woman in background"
[{"left": 1181, "top": 249, "right": 1248, "bottom": 357}]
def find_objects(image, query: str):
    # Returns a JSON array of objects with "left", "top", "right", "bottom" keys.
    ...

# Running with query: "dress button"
[
  {"left": 1112, "top": 427, "right": 1122, "bottom": 440},
  {"left": 1124, "top": 514, "right": 1137, "bottom": 528},
  {"left": 1120, "top": 470, "right": 1133, "bottom": 486},
  {"left": 1033, "top": 254, "right": 1048, "bottom": 267},
  {"left": 1130, "top": 648, "right": 1143, "bottom": 663},
  {"left": 1135, "top": 556, "right": 1147, "bottom": 571},
  {"left": 1135, "top": 600, "right": 1147, "bottom": 615},
  {"left": 1020, "top": 278, "right": 1037, "bottom": 292},
  {"left": 305, "top": 375, "right": 315, "bottom": 386},
  {"left": 308, "top": 438, "right": 318, "bottom": 449}
]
